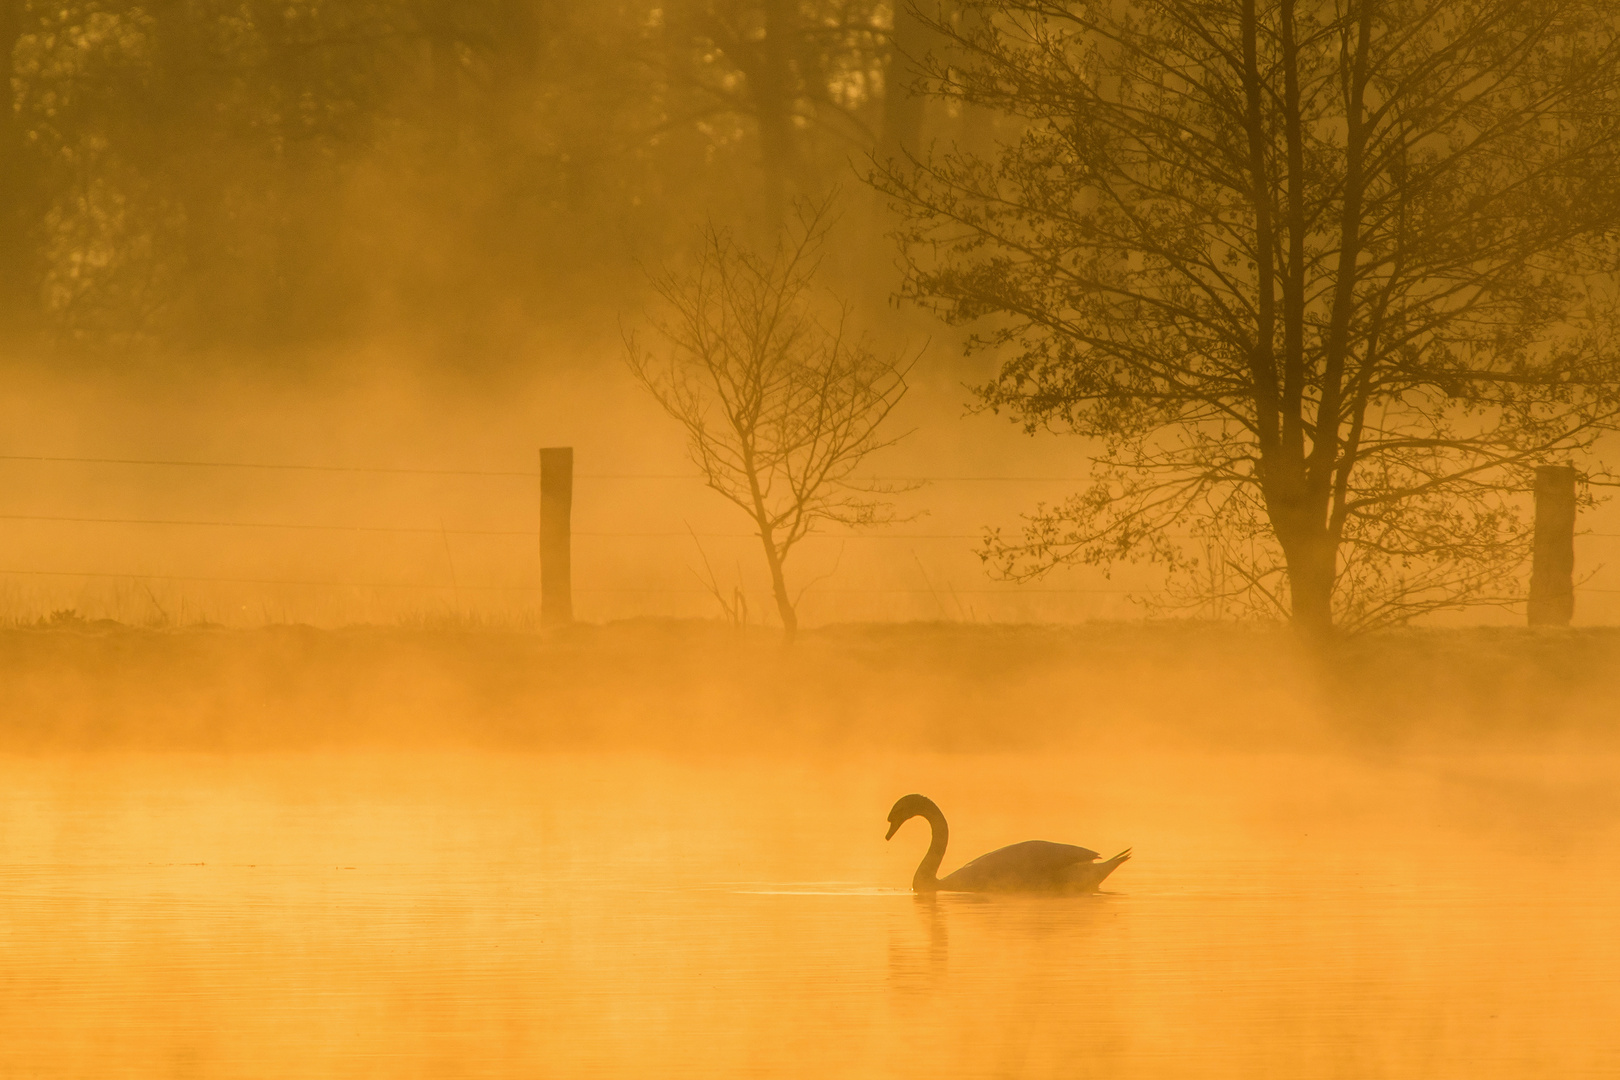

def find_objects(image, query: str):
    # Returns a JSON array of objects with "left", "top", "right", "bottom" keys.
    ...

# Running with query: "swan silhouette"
[{"left": 886, "top": 794, "right": 1131, "bottom": 894}]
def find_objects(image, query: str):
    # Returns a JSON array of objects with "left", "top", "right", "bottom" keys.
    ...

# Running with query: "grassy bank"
[{"left": 0, "top": 620, "right": 1616, "bottom": 752}]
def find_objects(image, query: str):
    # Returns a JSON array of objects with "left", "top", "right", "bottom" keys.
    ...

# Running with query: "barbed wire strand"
[
  {"left": 0, "top": 568, "right": 1132, "bottom": 594},
  {"left": 5, "top": 451, "right": 1619, "bottom": 604},
  {"left": 0, "top": 453, "right": 1088, "bottom": 482},
  {"left": 0, "top": 512, "right": 985, "bottom": 539}
]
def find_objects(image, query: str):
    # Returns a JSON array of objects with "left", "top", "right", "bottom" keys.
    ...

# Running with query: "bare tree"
[
  {"left": 627, "top": 203, "right": 913, "bottom": 640},
  {"left": 874, "top": 0, "right": 1620, "bottom": 635}
]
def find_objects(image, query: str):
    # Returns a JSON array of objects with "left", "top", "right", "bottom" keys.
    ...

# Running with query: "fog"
[
  {"left": 0, "top": 357, "right": 1152, "bottom": 627},
  {"left": 4, "top": 374, "right": 1620, "bottom": 1075},
  {"left": 8, "top": 363, "right": 1620, "bottom": 630},
  {"left": 4, "top": 622, "right": 1620, "bottom": 1077},
  {"left": 5, "top": 1, "right": 1620, "bottom": 1076}
]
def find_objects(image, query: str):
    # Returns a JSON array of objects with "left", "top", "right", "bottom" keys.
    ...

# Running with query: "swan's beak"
[{"left": 885, "top": 820, "right": 900, "bottom": 840}]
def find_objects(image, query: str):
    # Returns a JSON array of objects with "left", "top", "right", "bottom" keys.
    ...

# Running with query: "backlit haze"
[{"left": 1, "top": 4, "right": 1618, "bottom": 1078}]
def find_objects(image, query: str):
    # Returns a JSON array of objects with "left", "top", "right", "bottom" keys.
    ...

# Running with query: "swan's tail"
[{"left": 1095, "top": 847, "right": 1132, "bottom": 883}]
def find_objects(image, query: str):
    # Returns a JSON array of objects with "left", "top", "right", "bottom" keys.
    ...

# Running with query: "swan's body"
[{"left": 886, "top": 794, "right": 1130, "bottom": 894}]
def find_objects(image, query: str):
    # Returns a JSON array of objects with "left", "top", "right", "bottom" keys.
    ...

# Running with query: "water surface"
[{"left": 2, "top": 750, "right": 1616, "bottom": 1078}]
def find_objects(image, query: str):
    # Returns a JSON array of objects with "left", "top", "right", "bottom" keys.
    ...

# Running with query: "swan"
[{"left": 886, "top": 793, "right": 1131, "bottom": 894}]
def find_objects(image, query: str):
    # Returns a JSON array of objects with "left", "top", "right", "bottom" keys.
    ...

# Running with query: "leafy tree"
[{"left": 875, "top": 0, "right": 1620, "bottom": 633}]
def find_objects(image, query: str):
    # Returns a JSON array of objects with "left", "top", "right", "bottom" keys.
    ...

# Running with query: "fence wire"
[{"left": 0, "top": 449, "right": 1608, "bottom": 613}]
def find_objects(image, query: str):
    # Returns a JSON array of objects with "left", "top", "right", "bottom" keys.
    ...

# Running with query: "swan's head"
[{"left": 886, "top": 793, "right": 936, "bottom": 840}]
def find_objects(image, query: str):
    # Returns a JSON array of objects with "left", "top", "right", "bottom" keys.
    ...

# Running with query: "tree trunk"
[
  {"left": 1264, "top": 451, "right": 1337, "bottom": 636},
  {"left": 879, "top": 1, "right": 928, "bottom": 161},
  {"left": 755, "top": 0, "right": 797, "bottom": 228},
  {"left": 420, "top": 3, "right": 462, "bottom": 160},
  {"left": 744, "top": 448, "right": 796, "bottom": 641},
  {"left": 952, "top": 3, "right": 993, "bottom": 155},
  {"left": 0, "top": 0, "right": 37, "bottom": 334},
  {"left": 757, "top": 525, "right": 798, "bottom": 642},
  {"left": 1277, "top": 525, "right": 1335, "bottom": 637}
]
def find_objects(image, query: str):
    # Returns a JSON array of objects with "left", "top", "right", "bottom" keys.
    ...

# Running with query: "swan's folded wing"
[{"left": 941, "top": 840, "right": 1102, "bottom": 891}]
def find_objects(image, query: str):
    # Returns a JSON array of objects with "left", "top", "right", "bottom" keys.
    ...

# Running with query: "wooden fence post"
[
  {"left": 540, "top": 447, "right": 573, "bottom": 626},
  {"left": 1528, "top": 464, "right": 1577, "bottom": 627}
]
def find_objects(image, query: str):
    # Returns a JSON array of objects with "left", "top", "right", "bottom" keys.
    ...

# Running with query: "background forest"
[
  {"left": 5, "top": 0, "right": 1620, "bottom": 633},
  {"left": 0, "top": 0, "right": 947, "bottom": 363}
]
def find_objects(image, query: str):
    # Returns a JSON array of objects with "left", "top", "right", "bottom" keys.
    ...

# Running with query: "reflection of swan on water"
[
  {"left": 888, "top": 893, "right": 950, "bottom": 993},
  {"left": 886, "top": 794, "right": 1131, "bottom": 894}
]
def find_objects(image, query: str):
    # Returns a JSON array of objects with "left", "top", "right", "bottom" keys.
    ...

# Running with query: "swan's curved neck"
[{"left": 912, "top": 803, "right": 949, "bottom": 892}]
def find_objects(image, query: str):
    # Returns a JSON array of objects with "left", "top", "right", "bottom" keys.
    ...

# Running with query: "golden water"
[{"left": 2, "top": 750, "right": 1616, "bottom": 1078}]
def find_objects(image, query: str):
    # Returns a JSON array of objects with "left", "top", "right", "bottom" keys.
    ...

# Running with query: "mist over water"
[
  {"left": 3, "top": 626, "right": 1620, "bottom": 1077},
  {"left": 5, "top": 1, "right": 1620, "bottom": 1075},
  {"left": 5, "top": 744, "right": 1619, "bottom": 1077},
  {"left": 4, "top": 279, "right": 1619, "bottom": 1080}
]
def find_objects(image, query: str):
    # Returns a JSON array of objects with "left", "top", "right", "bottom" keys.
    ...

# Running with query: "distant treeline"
[{"left": 0, "top": 1, "right": 971, "bottom": 361}]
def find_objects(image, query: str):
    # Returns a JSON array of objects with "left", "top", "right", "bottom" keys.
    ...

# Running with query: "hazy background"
[
  {"left": 0, "top": 1, "right": 1616, "bottom": 630},
  {"left": 7, "top": 360, "right": 1620, "bottom": 628},
  {"left": 0, "top": 0, "right": 1112, "bottom": 627},
  {"left": 2, "top": 8, "right": 1618, "bottom": 1077}
]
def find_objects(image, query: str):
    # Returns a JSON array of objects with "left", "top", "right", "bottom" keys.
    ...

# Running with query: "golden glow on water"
[{"left": 3, "top": 749, "right": 1617, "bottom": 1078}]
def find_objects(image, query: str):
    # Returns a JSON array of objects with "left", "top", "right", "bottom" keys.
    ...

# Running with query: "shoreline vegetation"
[{"left": 1, "top": 621, "right": 1615, "bottom": 752}]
